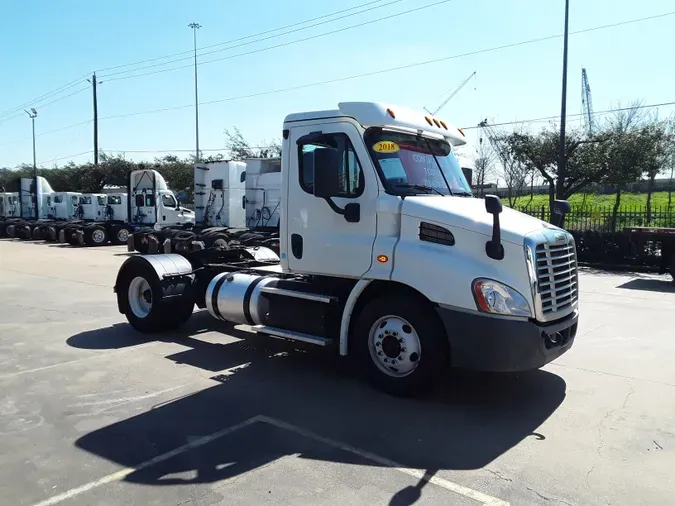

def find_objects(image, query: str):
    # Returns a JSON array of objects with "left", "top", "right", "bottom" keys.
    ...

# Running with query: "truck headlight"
[{"left": 472, "top": 278, "right": 531, "bottom": 317}]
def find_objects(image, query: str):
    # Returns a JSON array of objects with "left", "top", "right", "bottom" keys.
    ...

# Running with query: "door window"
[
  {"left": 162, "top": 194, "right": 176, "bottom": 208},
  {"left": 145, "top": 194, "right": 155, "bottom": 207},
  {"left": 97, "top": 196, "right": 106, "bottom": 206},
  {"left": 298, "top": 133, "right": 364, "bottom": 198}
]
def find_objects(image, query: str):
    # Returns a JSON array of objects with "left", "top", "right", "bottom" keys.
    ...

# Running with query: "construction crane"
[
  {"left": 423, "top": 71, "right": 476, "bottom": 116},
  {"left": 581, "top": 68, "right": 595, "bottom": 134}
]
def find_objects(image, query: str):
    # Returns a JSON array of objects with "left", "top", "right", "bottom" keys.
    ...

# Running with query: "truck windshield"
[{"left": 364, "top": 128, "right": 472, "bottom": 196}]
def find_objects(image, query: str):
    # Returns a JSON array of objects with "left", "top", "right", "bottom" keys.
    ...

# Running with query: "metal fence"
[{"left": 515, "top": 205, "right": 675, "bottom": 232}]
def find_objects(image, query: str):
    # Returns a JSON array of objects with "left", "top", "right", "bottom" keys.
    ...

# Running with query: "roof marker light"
[
  {"left": 433, "top": 118, "right": 441, "bottom": 127},
  {"left": 440, "top": 120, "right": 448, "bottom": 130},
  {"left": 424, "top": 116, "right": 433, "bottom": 126},
  {"left": 457, "top": 128, "right": 466, "bottom": 137},
  {"left": 386, "top": 108, "right": 396, "bottom": 119}
]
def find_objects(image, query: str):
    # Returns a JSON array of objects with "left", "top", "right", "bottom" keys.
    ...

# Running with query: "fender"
[
  {"left": 114, "top": 254, "right": 195, "bottom": 314},
  {"left": 338, "top": 279, "right": 372, "bottom": 356}
]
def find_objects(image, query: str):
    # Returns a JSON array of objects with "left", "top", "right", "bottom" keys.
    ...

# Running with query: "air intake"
[{"left": 419, "top": 222, "right": 455, "bottom": 246}]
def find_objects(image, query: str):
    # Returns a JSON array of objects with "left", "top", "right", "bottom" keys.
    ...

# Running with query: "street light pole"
[
  {"left": 188, "top": 22, "right": 201, "bottom": 162},
  {"left": 557, "top": 0, "right": 570, "bottom": 207},
  {"left": 24, "top": 108, "right": 38, "bottom": 218},
  {"left": 24, "top": 108, "right": 38, "bottom": 178}
]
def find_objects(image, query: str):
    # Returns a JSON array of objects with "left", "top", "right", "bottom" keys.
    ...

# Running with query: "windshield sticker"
[{"left": 372, "top": 141, "right": 400, "bottom": 153}]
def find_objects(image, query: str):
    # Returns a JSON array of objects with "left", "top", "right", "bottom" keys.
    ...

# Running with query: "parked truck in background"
[
  {"left": 3, "top": 176, "right": 55, "bottom": 239},
  {"left": 54, "top": 169, "right": 195, "bottom": 246},
  {"left": 114, "top": 101, "right": 579, "bottom": 397},
  {"left": 0, "top": 191, "right": 20, "bottom": 236},
  {"left": 126, "top": 160, "right": 280, "bottom": 254}
]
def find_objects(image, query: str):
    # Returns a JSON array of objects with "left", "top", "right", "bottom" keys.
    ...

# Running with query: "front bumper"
[{"left": 435, "top": 306, "right": 578, "bottom": 372}]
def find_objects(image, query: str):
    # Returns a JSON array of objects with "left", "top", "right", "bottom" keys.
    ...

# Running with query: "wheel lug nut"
[
  {"left": 392, "top": 331, "right": 398, "bottom": 336},
  {"left": 376, "top": 342, "right": 380, "bottom": 347},
  {"left": 378, "top": 351, "right": 383, "bottom": 356},
  {"left": 398, "top": 338, "right": 404, "bottom": 343},
  {"left": 384, "top": 359, "right": 389, "bottom": 363},
  {"left": 398, "top": 356, "right": 403, "bottom": 361},
  {"left": 401, "top": 348, "right": 406, "bottom": 352}
]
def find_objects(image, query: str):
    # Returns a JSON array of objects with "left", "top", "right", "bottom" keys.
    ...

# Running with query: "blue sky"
[{"left": 1, "top": 0, "right": 673, "bottom": 170}]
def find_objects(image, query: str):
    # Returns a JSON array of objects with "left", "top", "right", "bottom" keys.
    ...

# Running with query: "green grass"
[{"left": 509, "top": 191, "right": 674, "bottom": 211}]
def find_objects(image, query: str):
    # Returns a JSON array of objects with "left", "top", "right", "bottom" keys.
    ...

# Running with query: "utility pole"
[
  {"left": 189, "top": 22, "right": 201, "bottom": 162},
  {"left": 24, "top": 108, "right": 38, "bottom": 216},
  {"left": 557, "top": 0, "right": 570, "bottom": 226},
  {"left": 88, "top": 73, "right": 100, "bottom": 165}
]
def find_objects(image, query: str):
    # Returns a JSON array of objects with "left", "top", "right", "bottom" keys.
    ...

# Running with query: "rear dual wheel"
[{"left": 120, "top": 262, "right": 194, "bottom": 334}]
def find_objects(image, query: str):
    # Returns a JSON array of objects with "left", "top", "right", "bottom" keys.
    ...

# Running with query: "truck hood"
[{"left": 402, "top": 196, "right": 558, "bottom": 245}]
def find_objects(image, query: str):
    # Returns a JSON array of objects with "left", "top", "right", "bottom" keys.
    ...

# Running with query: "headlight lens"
[{"left": 472, "top": 278, "right": 531, "bottom": 317}]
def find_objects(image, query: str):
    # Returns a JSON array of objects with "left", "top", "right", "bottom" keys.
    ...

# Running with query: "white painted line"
[
  {"left": 30, "top": 415, "right": 265, "bottom": 506},
  {"left": 256, "top": 416, "right": 510, "bottom": 506},
  {"left": 31, "top": 414, "right": 509, "bottom": 506}
]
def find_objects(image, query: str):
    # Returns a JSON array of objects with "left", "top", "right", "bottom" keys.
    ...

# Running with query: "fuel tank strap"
[{"left": 210, "top": 274, "right": 229, "bottom": 321}]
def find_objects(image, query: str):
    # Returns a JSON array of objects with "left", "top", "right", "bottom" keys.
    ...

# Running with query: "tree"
[
  {"left": 224, "top": 127, "right": 282, "bottom": 161},
  {"left": 505, "top": 124, "right": 606, "bottom": 223},
  {"left": 479, "top": 123, "right": 529, "bottom": 207},
  {"left": 471, "top": 137, "right": 497, "bottom": 197}
]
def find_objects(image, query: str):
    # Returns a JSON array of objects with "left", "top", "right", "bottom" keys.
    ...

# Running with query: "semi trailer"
[
  {"left": 126, "top": 159, "right": 280, "bottom": 254},
  {"left": 114, "top": 101, "right": 579, "bottom": 397}
]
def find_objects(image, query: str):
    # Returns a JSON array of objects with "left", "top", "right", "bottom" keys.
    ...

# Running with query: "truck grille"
[{"left": 535, "top": 240, "right": 578, "bottom": 318}]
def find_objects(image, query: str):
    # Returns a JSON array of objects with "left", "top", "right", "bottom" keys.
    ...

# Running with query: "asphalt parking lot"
[{"left": 1, "top": 239, "right": 674, "bottom": 506}]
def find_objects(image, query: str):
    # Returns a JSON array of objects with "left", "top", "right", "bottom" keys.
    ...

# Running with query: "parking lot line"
[
  {"left": 31, "top": 416, "right": 264, "bottom": 506},
  {"left": 256, "top": 415, "right": 510, "bottom": 506},
  {"left": 31, "top": 414, "right": 508, "bottom": 506}
]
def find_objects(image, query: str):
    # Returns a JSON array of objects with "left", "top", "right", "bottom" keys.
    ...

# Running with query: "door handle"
[{"left": 291, "top": 234, "right": 303, "bottom": 259}]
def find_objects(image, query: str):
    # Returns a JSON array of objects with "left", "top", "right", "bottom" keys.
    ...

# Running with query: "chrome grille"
[{"left": 535, "top": 240, "right": 578, "bottom": 318}]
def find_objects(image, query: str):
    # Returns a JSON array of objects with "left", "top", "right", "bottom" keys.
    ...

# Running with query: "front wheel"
[{"left": 353, "top": 294, "right": 449, "bottom": 397}]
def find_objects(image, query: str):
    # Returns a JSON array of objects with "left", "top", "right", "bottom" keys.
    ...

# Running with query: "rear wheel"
[
  {"left": 110, "top": 225, "right": 132, "bottom": 245},
  {"left": 120, "top": 263, "right": 194, "bottom": 333},
  {"left": 353, "top": 294, "right": 449, "bottom": 397},
  {"left": 84, "top": 225, "right": 107, "bottom": 246}
]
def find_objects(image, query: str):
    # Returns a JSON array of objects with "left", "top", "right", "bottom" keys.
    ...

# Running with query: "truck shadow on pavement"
[
  {"left": 67, "top": 311, "right": 567, "bottom": 505},
  {"left": 616, "top": 277, "right": 675, "bottom": 293}
]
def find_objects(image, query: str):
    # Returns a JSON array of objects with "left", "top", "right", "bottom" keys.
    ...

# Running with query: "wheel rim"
[
  {"left": 92, "top": 229, "right": 105, "bottom": 243},
  {"left": 368, "top": 315, "right": 422, "bottom": 378},
  {"left": 128, "top": 276, "right": 152, "bottom": 318},
  {"left": 117, "top": 228, "right": 129, "bottom": 242}
]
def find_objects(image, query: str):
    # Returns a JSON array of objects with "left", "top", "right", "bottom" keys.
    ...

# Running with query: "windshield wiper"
[
  {"left": 394, "top": 184, "right": 446, "bottom": 196},
  {"left": 453, "top": 191, "right": 473, "bottom": 197}
]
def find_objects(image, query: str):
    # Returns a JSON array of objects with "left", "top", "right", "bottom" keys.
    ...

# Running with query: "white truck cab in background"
[
  {"left": 128, "top": 169, "right": 195, "bottom": 229},
  {"left": 115, "top": 101, "right": 579, "bottom": 397}
]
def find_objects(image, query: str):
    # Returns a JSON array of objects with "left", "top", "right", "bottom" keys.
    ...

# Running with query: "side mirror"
[
  {"left": 313, "top": 147, "right": 341, "bottom": 199},
  {"left": 552, "top": 199, "right": 571, "bottom": 215},
  {"left": 240, "top": 171, "right": 246, "bottom": 183},
  {"left": 175, "top": 197, "right": 181, "bottom": 209},
  {"left": 484, "top": 194, "right": 502, "bottom": 215}
]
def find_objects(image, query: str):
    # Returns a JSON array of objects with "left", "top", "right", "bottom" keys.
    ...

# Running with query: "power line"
[
  {"left": 98, "top": 10, "right": 675, "bottom": 119},
  {"left": 461, "top": 101, "right": 675, "bottom": 130},
  {"left": 0, "top": 86, "right": 90, "bottom": 126},
  {"left": 0, "top": 74, "right": 90, "bottom": 120},
  {"left": 4, "top": 10, "right": 673, "bottom": 147},
  {"left": 37, "top": 150, "right": 93, "bottom": 165},
  {"left": 101, "top": 0, "right": 454, "bottom": 82},
  {"left": 99, "top": 0, "right": 403, "bottom": 79},
  {"left": 95, "top": 0, "right": 391, "bottom": 74}
]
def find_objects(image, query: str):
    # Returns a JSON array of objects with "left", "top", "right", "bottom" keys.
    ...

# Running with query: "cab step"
[{"left": 252, "top": 325, "right": 332, "bottom": 346}]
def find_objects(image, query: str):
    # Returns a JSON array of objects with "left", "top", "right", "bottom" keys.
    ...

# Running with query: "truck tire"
[
  {"left": 110, "top": 225, "right": 132, "bottom": 245},
  {"left": 118, "top": 262, "right": 194, "bottom": 333},
  {"left": 84, "top": 225, "right": 108, "bottom": 246},
  {"left": 352, "top": 294, "right": 449, "bottom": 397}
]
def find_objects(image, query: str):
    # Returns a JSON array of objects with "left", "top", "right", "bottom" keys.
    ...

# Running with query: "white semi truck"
[
  {"left": 114, "top": 102, "right": 579, "bottom": 397},
  {"left": 3, "top": 176, "right": 57, "bottom": 239},
  {"left": 57, "top": 169, "right": 195, "bottom": 246},
  {"left": 0, "top": 191, "right": 21, "bottom": 236},
  {"left": 127, "top": 160, "right": 280, "bottom": 254}
]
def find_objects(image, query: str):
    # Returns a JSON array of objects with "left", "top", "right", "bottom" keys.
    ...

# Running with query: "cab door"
[{"left": 286, "top": 121, "right": 378, "bottom": 278}]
